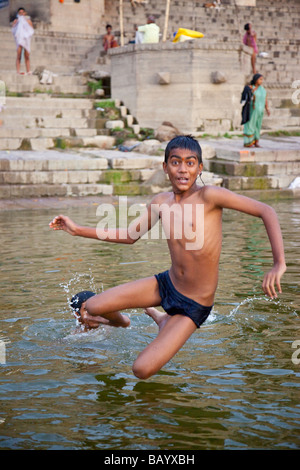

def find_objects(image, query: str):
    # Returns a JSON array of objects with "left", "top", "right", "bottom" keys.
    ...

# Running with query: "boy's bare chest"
[{"left": 159, "top": 201, "right": 205, "bottom": 246}]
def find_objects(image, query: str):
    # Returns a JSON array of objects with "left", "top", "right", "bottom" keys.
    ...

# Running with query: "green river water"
[{"left": 0, "top": 196, "right": 299, "bottom": 450}]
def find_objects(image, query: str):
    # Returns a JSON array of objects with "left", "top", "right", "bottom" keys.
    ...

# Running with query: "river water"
[{"left": 0, "top": 196, "right": 299, "bottom": 450}]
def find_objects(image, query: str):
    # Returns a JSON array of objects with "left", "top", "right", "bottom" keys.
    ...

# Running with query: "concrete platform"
[
  {"left": 205, "top": 136, "right": 300, "bottom": 190},
  {"left": 207, "top": 137, "right": 300, "bottom": 163}
]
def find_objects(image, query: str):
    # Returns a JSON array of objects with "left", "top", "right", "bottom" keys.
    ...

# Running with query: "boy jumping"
[{"left": 49, "top": 136, "right": 286, "bottom": 379}]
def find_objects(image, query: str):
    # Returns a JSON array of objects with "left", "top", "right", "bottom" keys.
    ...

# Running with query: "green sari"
[{"left": 243, "top": 85, "right": 267, "bottom": 147}]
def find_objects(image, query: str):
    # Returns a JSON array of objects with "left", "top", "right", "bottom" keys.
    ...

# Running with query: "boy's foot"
[{"left": 144, "top": 307, "right": 170, "bottom": 331}]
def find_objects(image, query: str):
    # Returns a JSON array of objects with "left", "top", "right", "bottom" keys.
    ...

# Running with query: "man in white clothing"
[
  {"left": 135, "top": 16, "right": 159, "bottom": 44},
  {"left": 12, "top": 7, "right": 34, "bottom": 74}
]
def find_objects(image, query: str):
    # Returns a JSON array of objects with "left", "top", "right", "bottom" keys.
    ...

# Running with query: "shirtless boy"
[
  {"left": 49, "top": 135, "right": 286, "bottom": 379},
  {"left": 103, "top": 24, "right": 118, "bottom": 52}
]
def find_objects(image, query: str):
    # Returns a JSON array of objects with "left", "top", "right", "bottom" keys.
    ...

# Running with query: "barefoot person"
[
  {"left": 243, "top": 74, "right": 270, "bottom": 148},
  {"left": 243, "top": 23, "right": 258, "bottom": 74},
  {"left": 12, "top": 7, "right": 34, "bottom": 75},
  {"left": 50, "top": 135, "right": 286, "bottom": 379},
  {"left": 103, "top": 24, "right": 118, "bottom": 52}
]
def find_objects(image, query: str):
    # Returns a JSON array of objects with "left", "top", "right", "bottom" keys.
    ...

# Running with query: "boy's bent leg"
[
  {"left": 85, "top": 276, "right": 162, "bottom": 328},
  {"left": 132, "top": 314, "right": 197, "bottom": 379},
  {"left": 81, "top": 309, "right": 130, "bottom": 329}
]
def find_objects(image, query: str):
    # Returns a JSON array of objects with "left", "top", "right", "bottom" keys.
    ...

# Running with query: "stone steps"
[
  {"left": 2, "top": 116, "right": 90, "bottom": 128},
  {"left": 0, "top": 149, "right": 165, "bottom": 198},
  {"left": 209, "top": 159, "right": 300, "bottom": 177},
  {"left": 0, "top": 95, "right": 140, "bottom": 151},
  {"left": 2, "top": 96, "right": 94, "bottom": 109},
  {"left": 1, "top": 107, "right": 93, "bottom": 119},
  {"left": 262, "top": 116, "right": 300, "bottom": 130},
  {"left": 0, "top": 136, "right": 114, "bottom": 152},
  {"left": 0, "top": 127, "right": 98, "bottom": 139},
  {"left": 0, "top": 149, "right": 111, "bottom": 198},
  {"left": 219, "top": 174, "right": 294, "bottom": 191},
  {"left": 262, "top": 104, "right": 300, "bottom": 129},
  {"left": 209, "top": 140, "right": 300, "bottom": 163},
  {"left": 205, "top": 137, "right": 300, "bottom": 190},
  {"left": 0, "top": 71, "right": 88, "bottom": 95},
  {"left": 0, "top": 95, "right": 98, "bottom": 150}
]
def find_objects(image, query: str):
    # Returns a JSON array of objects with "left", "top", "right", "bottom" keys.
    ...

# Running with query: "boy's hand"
[
  {"left": 262, "top": 263, "right": 286, "bottom": 299},
  {"left": 49, "top": 215, "right": 78, "bottom": 236}
]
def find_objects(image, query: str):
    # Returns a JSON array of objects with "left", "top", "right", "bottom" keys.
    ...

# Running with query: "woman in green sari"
[{"left": 243, "top": 74, "right": 270, "bottom": 147}]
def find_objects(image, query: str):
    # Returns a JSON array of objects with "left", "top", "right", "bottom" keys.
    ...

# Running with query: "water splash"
[
  {"left": 229, "top": 295, "right": 280, "bottom": 317},
  {"left": 59, "top": 268, "right": 103, "bottom": 325}
]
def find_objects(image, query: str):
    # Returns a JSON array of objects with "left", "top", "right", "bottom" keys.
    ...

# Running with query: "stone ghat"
[
  {"left": 1, "top": 135, "right": 300, "bottom": 199},
  {"left": 205, "top": 136, "right": 300, "bottom": 191},
  {"left": 0, "top": 147, "right": 222, "bottom": 199}
]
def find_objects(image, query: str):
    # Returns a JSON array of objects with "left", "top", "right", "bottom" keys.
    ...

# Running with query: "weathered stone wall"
[
  {"left": 102, "top": 0, "right": 300, "bottom": 44},
  {"left": 0, "top": 1, "right": 9, "bottom": 26},
  {"left": 9, "top": 0, "right": 50, "bottom": 23},
  {"left": 4, "top": 0, "right": 105, "bottom": 34},
  {"left": 49, "top": 0, "right": 105, "bottom": 35},
  {"left": 110, "top": 40, "right": 252, "bottom": 133}
]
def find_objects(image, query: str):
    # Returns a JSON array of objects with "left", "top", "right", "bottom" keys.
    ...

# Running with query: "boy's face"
[{"left": 163, "top": 148, "right": 203, "bottom": 194}]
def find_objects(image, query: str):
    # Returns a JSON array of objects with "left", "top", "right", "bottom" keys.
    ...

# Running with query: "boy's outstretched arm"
[
  {"left": 204, "top": 187, "right": 286, "bottom": 299},
  {"left": 49, "top": 214, "right": 134, "bottom": 243},
  {"left": 49, "top": 199, "right": 160, "bottom": 245}
]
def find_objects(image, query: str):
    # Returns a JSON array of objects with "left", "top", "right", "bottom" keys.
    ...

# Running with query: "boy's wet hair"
[
  {"left": 164, "top": 135, "right": 202, "bottom": 164},
  {"left": 70, "top": 291, "right": 95, "bottom": 317}
]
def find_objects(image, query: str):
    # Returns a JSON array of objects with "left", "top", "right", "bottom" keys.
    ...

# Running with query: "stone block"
[
  {"left": 157, "top": 72, "right": 171, "bottom": 85},
  {"left": 105, "top": 120, "right": 124, "bottom": 130},
  {"left": 67, "top": 170, "right": 89, "bottom": 184},
  {"left": 132, "top": 124, "right": 140, "bottom": 134},
  {"left": 109, "top": 155, "right": 163, "bottom": 170},
  {"left": 204, "top": 119, "right": 232, "bottom": 134},
  {"left": 95, "top": 89, "right": 105, "bottom": 97},
  {"left": 30, "top": 138, "right": 55, "bottom": 151},
  {"left": 201, "top": 144, "right": 216, "bottom": 160},
  {"left": 234, "top": 0, "right": 256, "bottom": 5},
  {"left": 62, "top": 184, "right": 113, "bottom": 197},
  {"left": 211, "top": 71, "right": 227, "bottom": 84},
  {"left": 111, "top": 41, "right": 253, "bottom": 132},
  {"left": 100, "top": 169, "right": 132, "bottom": 184},
  {"left": 119, "top": 106, "right": 128, "bottom": 118},
  {"left": 136, "top": 139, "right": 163, "bottom": 155},
  {"left": 126, "top": 115, "right": 134, "bottom": 127},
  {"left": 82, "top": 136, "right": 115, "bottom": 149},
  {"left": 113, "top": 183, "right": 141, "bottom": 196},
  {"left": 0, "top": 138, "right": 22, "bottom": 151}
]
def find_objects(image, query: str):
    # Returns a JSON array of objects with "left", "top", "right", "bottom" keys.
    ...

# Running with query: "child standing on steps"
[{"left": 49, "top": 135, "right": 286, "bottom": 380}]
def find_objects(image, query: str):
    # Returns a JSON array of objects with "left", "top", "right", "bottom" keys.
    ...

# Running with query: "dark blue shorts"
[{"left": 154, "top": 270, "right": 213, "bottom": 328}]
